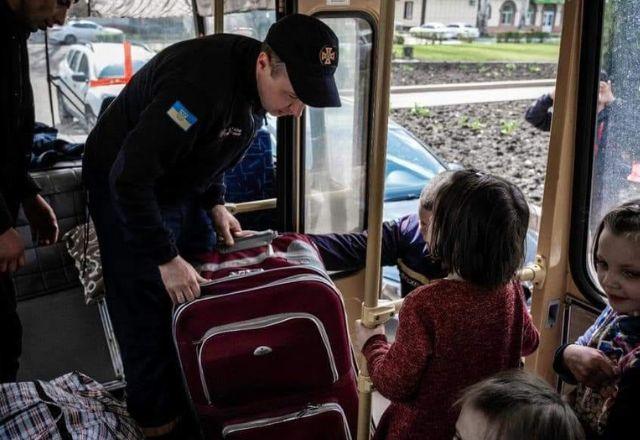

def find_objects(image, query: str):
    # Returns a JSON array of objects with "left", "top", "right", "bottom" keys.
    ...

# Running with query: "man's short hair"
[{"left": 260, "top": 42, "right": 287, "bottom": 77}]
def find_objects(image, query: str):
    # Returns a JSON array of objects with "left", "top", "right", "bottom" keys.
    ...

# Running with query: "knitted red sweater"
[{"left": 363, "top": 279, "right": 539, "bottom": 440}]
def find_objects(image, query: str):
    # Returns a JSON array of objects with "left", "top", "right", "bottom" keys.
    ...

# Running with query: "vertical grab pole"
[
  {"left": 214, "top": 0, "right": 224, "bottom": 34},
  {"left": 356, "top": 1, "right": 396, "bottom": 439}
]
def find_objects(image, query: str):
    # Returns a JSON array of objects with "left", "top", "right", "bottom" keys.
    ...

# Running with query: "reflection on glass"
[
  {"left": 588, "top": 0, "right": 640, "bottom": 282},
  {"left": 303, "top": 17, "right": 372, "bottom": 235}
]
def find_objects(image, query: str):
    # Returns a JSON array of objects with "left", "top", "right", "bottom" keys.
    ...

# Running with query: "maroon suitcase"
[{"left": 172, "top": 232, "right": 358, "bottom": 439}]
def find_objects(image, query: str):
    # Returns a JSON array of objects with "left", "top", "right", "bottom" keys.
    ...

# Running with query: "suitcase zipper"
[
  {"left": 175, "top": 273, "right": 336, "bottom": 323},
  {"left": 197, "top": 264, "right": 329, "bottom": 287},
  {"left": 221, "top": 402, "right": 352, "bottom": 439},
  {"left": 197, "top": 312, "right": 339, "bottom": 404}
]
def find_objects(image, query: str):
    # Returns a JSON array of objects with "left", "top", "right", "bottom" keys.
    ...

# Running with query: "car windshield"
[
  {"left": 384, "top": 125, "right": 446, "bottom": 201},
  {"left": 98, "top": 60, "right": 147, "bottom": 78}
]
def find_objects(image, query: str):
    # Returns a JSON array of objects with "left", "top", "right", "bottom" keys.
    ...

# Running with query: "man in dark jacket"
[
  {"left": 0, "top": 0, "right": 72, "bottom": 383},
  {"left": 83, "top": 14, "right": 341, "bottom": 437}
]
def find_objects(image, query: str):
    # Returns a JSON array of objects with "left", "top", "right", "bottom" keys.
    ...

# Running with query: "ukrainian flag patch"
[{"left": 167, "top": 100, "right": 197, "bottom": 131}]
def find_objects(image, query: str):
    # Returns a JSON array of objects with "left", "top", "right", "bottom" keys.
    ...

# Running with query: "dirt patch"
[
  {"left": 392, "top": 100, "right": 550, "bottom": 204},
  {"left": 391, "top": 62, "right": 557, "bottom": 86}
]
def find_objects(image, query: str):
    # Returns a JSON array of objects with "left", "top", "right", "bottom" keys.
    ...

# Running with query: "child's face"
[
  {"left": 418, "top": 206, "right": 433, "bottom": 243},
  {"left": 595, "top": 227, "right": 640, "bottom": 315},
  {"left": 454, "top": 404, "right": 489, "bottom": 440}
]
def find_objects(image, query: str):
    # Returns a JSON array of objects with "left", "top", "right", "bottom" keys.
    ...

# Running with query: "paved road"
[{"left": 390, "top": 83, "right": 554, "bottom": 109}]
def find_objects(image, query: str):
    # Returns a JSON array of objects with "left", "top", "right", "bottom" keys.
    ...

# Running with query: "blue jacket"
[{"left": 309, "top": 214, "right": 445, "bottom": 297}]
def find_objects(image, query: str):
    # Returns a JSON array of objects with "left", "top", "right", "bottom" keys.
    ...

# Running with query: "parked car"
[
  {"left": 409, "top": 22, "right": 457, "bottom": 40},
  {"left": 56, "top": 42, "right": 154, "bottom": 131},
  {"left": 49, "top": 20, "right": 124, "bottom": 45},
  {"left": 447, "top": 23, "right": 481, "bottom": 39}
]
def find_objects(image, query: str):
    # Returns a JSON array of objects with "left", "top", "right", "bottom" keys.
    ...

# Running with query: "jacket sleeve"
[
  {"left": 552, "top": 308, "right": 611, "bottom": 384},
  {"left": 362, "top": 293, "right": 432, "bottom": 401},
  {"left": 0, "top": 193, "right": 12, "bottom": 234},
  {"left": 524, "top": 94, "right": 553, "bottom": 132},
  {"left": 519, "top": 284, "right": 540, "bottom": 356},
  {"left": 109, "top": 81, "right": 213, "bottom": 265},
  {"left": 200, "top": 173, "right": 226, "bottom": 209},
  {"left": 309, "top": 220, "right": 401, "bottom": 271}
]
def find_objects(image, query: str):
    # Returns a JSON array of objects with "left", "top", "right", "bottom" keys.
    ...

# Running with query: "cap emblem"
[{"left": 319, "top": 46, "right": 337, "bottom": 66}]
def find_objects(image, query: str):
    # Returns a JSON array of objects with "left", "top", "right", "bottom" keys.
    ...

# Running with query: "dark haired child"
[
  {"left": 454, "top": 369, "right": 585, "bottom": 440},
  {"left": 353, "top": 169, "right": 540, "bottom": 440},
  {"left": 554, "top": 200, "right": 640, "bottom": 439}
]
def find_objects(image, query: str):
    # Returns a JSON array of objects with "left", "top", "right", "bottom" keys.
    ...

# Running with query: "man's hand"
[
  {"left": 159, "top": 256, "right": 208, "bottom": 305},
  {"left": 0, "top": 228, "right": 26, "bottom": 273},
  {"left": 23, "top": 194, "right": 58, "bottom": 246},
  {"left": 563, "top": 344, "right": 620, "bottom": 389},
  {"left": 211, "top": 205, "right": 242, "bottom": 246}
]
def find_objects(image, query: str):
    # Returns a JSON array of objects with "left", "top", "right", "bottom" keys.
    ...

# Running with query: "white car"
[
  {"left": 447, "top": 23, "right": 480, "bottom": 39},
  {"left": 56, "top": 43, "right": 154, "bottom": 131},
  {"left": 409, "top": 22, "right": 456, "bottom": 40},
  {"left": 49, "top": 20, "right": 123, "bottom": 45}
]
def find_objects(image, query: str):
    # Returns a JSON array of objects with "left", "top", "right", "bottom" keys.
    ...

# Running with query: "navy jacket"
[
  {"left": 309, "top": 214, "right": 445, "bottom": 297},
  {"left": 0, "top": 0, "right": 40, "bottom": 233},
  {"left": 84, "top": 34, "right": 265, "bottom": 265}
]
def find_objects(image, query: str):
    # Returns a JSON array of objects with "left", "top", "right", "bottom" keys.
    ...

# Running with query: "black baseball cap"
[{"left": 265, "top": 14, "right": 341, "bottom": 108}]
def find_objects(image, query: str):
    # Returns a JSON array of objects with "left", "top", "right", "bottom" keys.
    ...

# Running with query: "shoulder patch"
[{"left": 167, "top": 100, "right": 198, "bottom": 131}]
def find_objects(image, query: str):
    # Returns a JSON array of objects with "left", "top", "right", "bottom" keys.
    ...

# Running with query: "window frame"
[
  {"left": 569, "top": 0, "right": 607, "bottom": 309},
  {"left": 404, "top": 1, "right": 414, "bottom": 20},
  {"left": 297, "top": 11, "right": 376, "bottom": 239},
  {"left": 499, "top": 1, "right": 516, "bottom": 26}
]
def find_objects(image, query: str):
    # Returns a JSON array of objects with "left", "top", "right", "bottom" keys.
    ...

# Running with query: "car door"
[{"left": 75, "top": 53, "right": 91, "bottom": 104}]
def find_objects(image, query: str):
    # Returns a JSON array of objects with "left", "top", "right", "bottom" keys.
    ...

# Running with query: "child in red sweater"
[{"left": 354, "top": 169, "right": 540, "bottom": 440}]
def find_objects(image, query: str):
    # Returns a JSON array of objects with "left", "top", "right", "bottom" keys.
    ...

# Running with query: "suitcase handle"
[{"left": 216, "top": 230, "right": 277, "bottom": 254}]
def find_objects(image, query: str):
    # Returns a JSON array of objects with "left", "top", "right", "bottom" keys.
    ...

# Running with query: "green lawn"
[{"left": 394, "top": 43, "right": 560, "bottom": 63}]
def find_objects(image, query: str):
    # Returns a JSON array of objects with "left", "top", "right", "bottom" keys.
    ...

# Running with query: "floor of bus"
[{"left": 16, "top": 286, "right": 117, "bottom": 384}]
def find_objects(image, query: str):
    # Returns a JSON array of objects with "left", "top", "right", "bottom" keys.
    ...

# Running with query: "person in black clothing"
[
  {"left": 524, "top": 89, "right": 555, "bottom": 132},
  {"left": 0, "top": 0, "right": 73, "bottom": 383},
  {"left": 83, "top": 14, "right": 341, "bottom": 438}
]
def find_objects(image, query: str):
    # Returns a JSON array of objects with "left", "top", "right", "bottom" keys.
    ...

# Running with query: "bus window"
[
  {"left": 30, "top": 4, "right": 196, "bottom": 141},
  {"left": 303, "top": 16, "right": 372, "bottom": 234},
  {"left": 586, "top": 0, "right": 640, "bottom": 286},
  {"left": 199, "top": 0, "right": 276, "bottom": 40}
]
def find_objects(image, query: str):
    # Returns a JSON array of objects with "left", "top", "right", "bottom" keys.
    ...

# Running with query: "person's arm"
[
  {"left": 200, "top": 173, "right": 226, "bottom": 209},
  {"left": 0, "top": 193, "right": 12, "bottom": 235},
  {"left": 309, "top": 220, "right": 401, "bottom": 271},
  {"left": 519, "top": 285, "right": 540, "bottom": 356},
  {"left": 524, "top": 93, "right": 554, "bottom": 132},
  {"left": 109, "top": 81, "right": 213, "bottom": 265},
  {"left": 362, "top": 293, "right": 432, "bottom": 401},
  {"left": 553, "top": 308, "right": 618, "bottom": 387}
]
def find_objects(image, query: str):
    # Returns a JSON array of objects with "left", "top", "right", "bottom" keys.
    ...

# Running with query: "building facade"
[{"left": 395, "top": 0, "right": 564, "bottom": 35}]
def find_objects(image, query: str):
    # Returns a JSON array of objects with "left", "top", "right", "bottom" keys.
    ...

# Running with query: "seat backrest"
[{"left": 12, "top": 163, "right": 85, "bottom": 300}]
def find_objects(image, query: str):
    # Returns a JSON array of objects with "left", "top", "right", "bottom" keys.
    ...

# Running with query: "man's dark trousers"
[
  {"left": 0, "top": 195, "right": 21, "bottom": 383},
  {"left": 87, "top": 179, "right": 214, "bottom": 428}
]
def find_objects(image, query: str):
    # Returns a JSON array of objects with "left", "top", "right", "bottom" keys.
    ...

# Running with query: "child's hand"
[
  {"left": 563, "top": 344, "right": 620, "bottom": 389},
  {"left": 353, "top": 319, "right": 385, "bottom": 353}
]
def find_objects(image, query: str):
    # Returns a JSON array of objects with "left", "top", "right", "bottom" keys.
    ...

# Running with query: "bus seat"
[
  {"left": 11, "top": 163, "right": 122, "bottom": 387},
  {"left": 224, "top": 126, "right": 277, "bottom": 230}
]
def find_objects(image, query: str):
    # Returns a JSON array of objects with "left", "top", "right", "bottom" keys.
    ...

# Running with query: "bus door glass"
[
  {"left": 586, "top": 0, "right": 640, "bottom": 285},
  {"left": 303, "top": 16, "right": 373, "bottom": 234}
]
